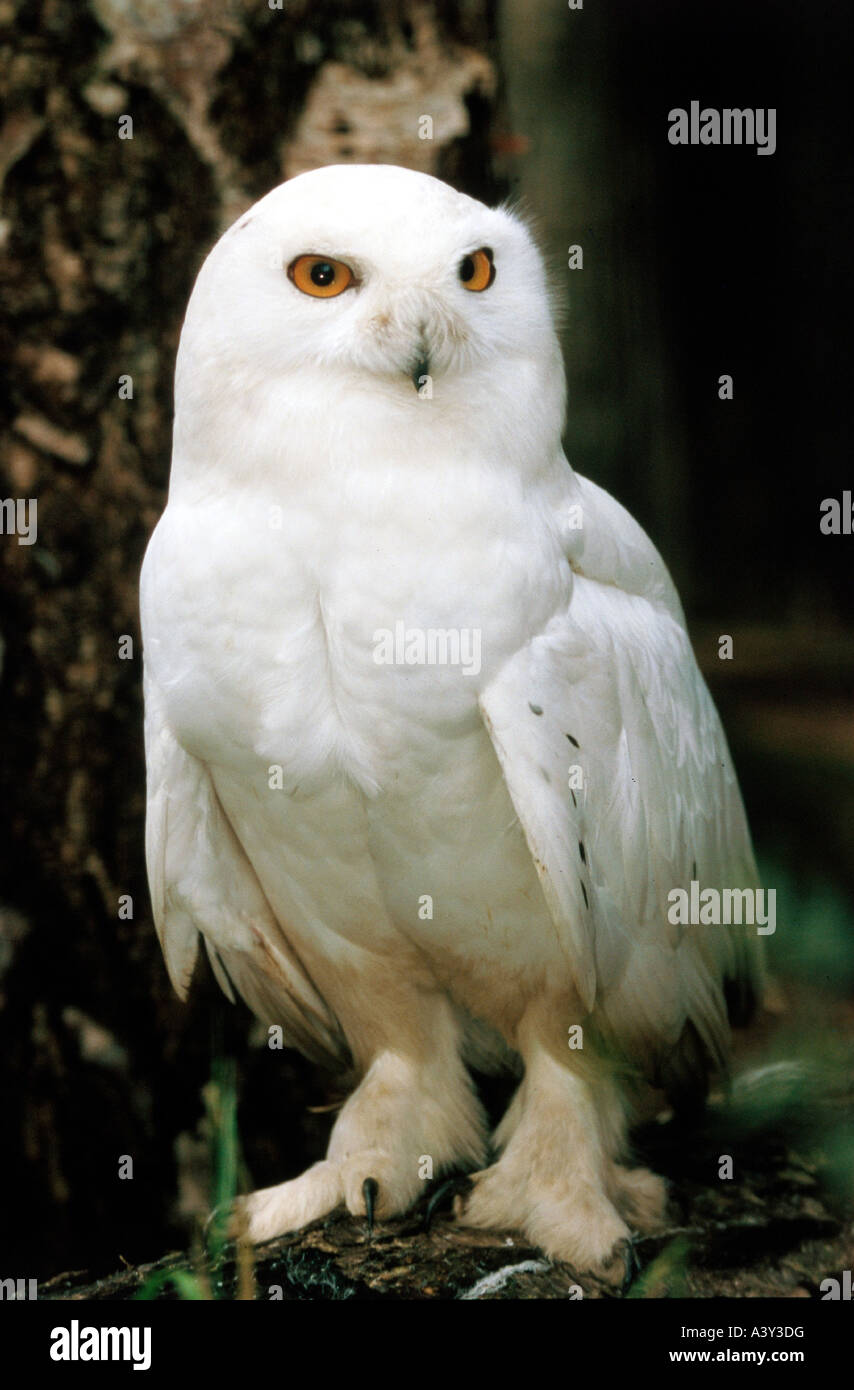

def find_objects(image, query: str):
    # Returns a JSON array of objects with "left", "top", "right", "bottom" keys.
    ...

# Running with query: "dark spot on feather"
[
  {"left": 565, "top": 733, "right": 580, "bottom": 748},
  {"left": 529, "top": 703, "right": 543, "bottom": 716},
  {"left": 579, "top": 840, "right": 586, "bottom": 864},
  {"left": 580, "top": 880, "right": 589, "bottom": 908}
]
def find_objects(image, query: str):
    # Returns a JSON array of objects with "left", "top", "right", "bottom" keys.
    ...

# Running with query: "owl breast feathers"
[{"left": 140, "top": 164, "right": 763, "bottom": 1276}]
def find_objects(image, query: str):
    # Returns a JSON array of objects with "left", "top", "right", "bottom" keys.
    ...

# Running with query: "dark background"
[{"left": 0, "top": 0, "right": 851, "bottom": 1283}]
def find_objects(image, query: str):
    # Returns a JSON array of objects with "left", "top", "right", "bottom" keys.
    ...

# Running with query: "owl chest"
[{"left": 146, "top": 487, "right": 567, "bottom": 791}]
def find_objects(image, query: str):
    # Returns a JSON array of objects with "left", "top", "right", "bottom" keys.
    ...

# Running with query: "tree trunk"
[{"left": 0, "top": 0, "right": 504, "bottom": 1283}]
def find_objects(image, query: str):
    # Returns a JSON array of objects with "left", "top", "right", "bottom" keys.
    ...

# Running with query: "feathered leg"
[
  {"left": 238, "top": 991, "right": 487, "bottom": 1243},
  {"left": 454, "top": 1001, "right": 667, "bottom": 1276}
]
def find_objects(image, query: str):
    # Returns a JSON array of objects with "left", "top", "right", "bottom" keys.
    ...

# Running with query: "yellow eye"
[
  {"left": 459, "top": 247, "right": 495, "bottom": 292},
  {"left": 288, "top": 254, "right": 354, "bottom": 298}
]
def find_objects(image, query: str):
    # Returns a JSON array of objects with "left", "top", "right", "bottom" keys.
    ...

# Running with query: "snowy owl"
[{"left": 140, "top": 163, "right": 763, "bottom": 1279}]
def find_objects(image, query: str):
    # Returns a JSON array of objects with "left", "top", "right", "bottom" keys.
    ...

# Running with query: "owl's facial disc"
[
  {"left": 284, "top": 238, "right": 498, "bottom": 391},
  {"left": 191, "top": 168, "right": 563, "bottom": 422}
]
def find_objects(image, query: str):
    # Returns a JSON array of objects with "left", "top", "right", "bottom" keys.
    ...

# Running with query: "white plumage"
[{"left": 140, "top": 163, "right": 762, "bottom": 1276}]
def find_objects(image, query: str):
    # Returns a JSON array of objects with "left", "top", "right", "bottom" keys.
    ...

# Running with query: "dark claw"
[
  {"left": 423, "top": 1174, "right": 473, "bottom": 1231},
  {"left": 620, "top": 1238, "right": 641, "bottom": 1295},
  {"left": 362, "top": 1176, "right": 379, "bottom": 1238}
]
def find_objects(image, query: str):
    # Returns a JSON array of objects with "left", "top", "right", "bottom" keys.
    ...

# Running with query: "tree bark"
[{"left": 0, "top": 0, "right": 504, "bottom": 1283}]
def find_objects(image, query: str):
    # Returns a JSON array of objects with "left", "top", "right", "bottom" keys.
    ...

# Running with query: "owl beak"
[
  {"left": 409, "top": 326, "right": 431, "bottom": 392},
  {"left": 410, "top": 353, "right": 430, "bottom": 392}
]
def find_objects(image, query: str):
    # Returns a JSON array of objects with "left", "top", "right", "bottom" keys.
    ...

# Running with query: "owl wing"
[
  {"left": 479, "top": 473, "right": 763, "bottom": 1089},
  {"left": 143, "top": 670, "right": 348, "bottom": 1069}
]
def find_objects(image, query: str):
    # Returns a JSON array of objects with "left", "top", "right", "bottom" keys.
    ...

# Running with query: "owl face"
[{"left": 182, "top": 164, "right": 560, "bottom": 402}]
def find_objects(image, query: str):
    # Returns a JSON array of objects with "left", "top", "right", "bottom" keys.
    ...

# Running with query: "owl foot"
[
  {"left": 233, "top": 1159, "right": 344, "bottom": 1244},
  {"left": 233, "top": 1040, "right": 486, "bottom": 1245},
  {"left": 449, "top": 1025, "right": 667, "bottom": 1281},
  {"left": 232, "top": 1149, "right": 421, "bottom": 1244},
  {"left": 453, "top": 1162, "right": 633, "bottom": 1281}
]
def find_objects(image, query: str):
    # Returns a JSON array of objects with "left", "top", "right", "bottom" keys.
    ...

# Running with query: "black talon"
[
  {"left": 362, "top": 1177, "right": 379, "bottom": 1238},
  {"left": 423, "top": 1174, "right": 473, "bottom": 1231}
]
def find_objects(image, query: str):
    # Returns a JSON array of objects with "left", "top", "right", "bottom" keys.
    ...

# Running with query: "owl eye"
[
  {"left": 288, "top": 254, "right": 354, "bottom": 298},
  {"left": 459, "top": 247, "right": 495, "bottom": 292}
]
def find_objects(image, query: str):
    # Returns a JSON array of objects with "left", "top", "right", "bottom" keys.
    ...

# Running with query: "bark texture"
[{"left": 0, "top": 0, "right": 505, "bottom": 1282}]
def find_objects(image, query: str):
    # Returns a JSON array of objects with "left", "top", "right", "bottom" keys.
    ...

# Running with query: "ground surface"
[
  {"left": 41, "top": 986, "right": 854, "bottom": 1301},
  {"left": 40, "top": 1168, "right": 854, "bottom": 1302}
]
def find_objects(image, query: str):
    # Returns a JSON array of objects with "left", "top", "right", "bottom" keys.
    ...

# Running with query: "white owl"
[{"left": 140, "top": 163, "right": 763, "bottom": 1280}]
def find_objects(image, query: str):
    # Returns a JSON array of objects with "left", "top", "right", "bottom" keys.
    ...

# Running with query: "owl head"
[{"left": 172, "top": 165, "right": 565, "bottom": 482}]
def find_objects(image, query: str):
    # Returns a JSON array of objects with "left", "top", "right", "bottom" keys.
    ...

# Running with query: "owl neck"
[{"left": 170, "top": 355, "right": 568, "bottom": 502}]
